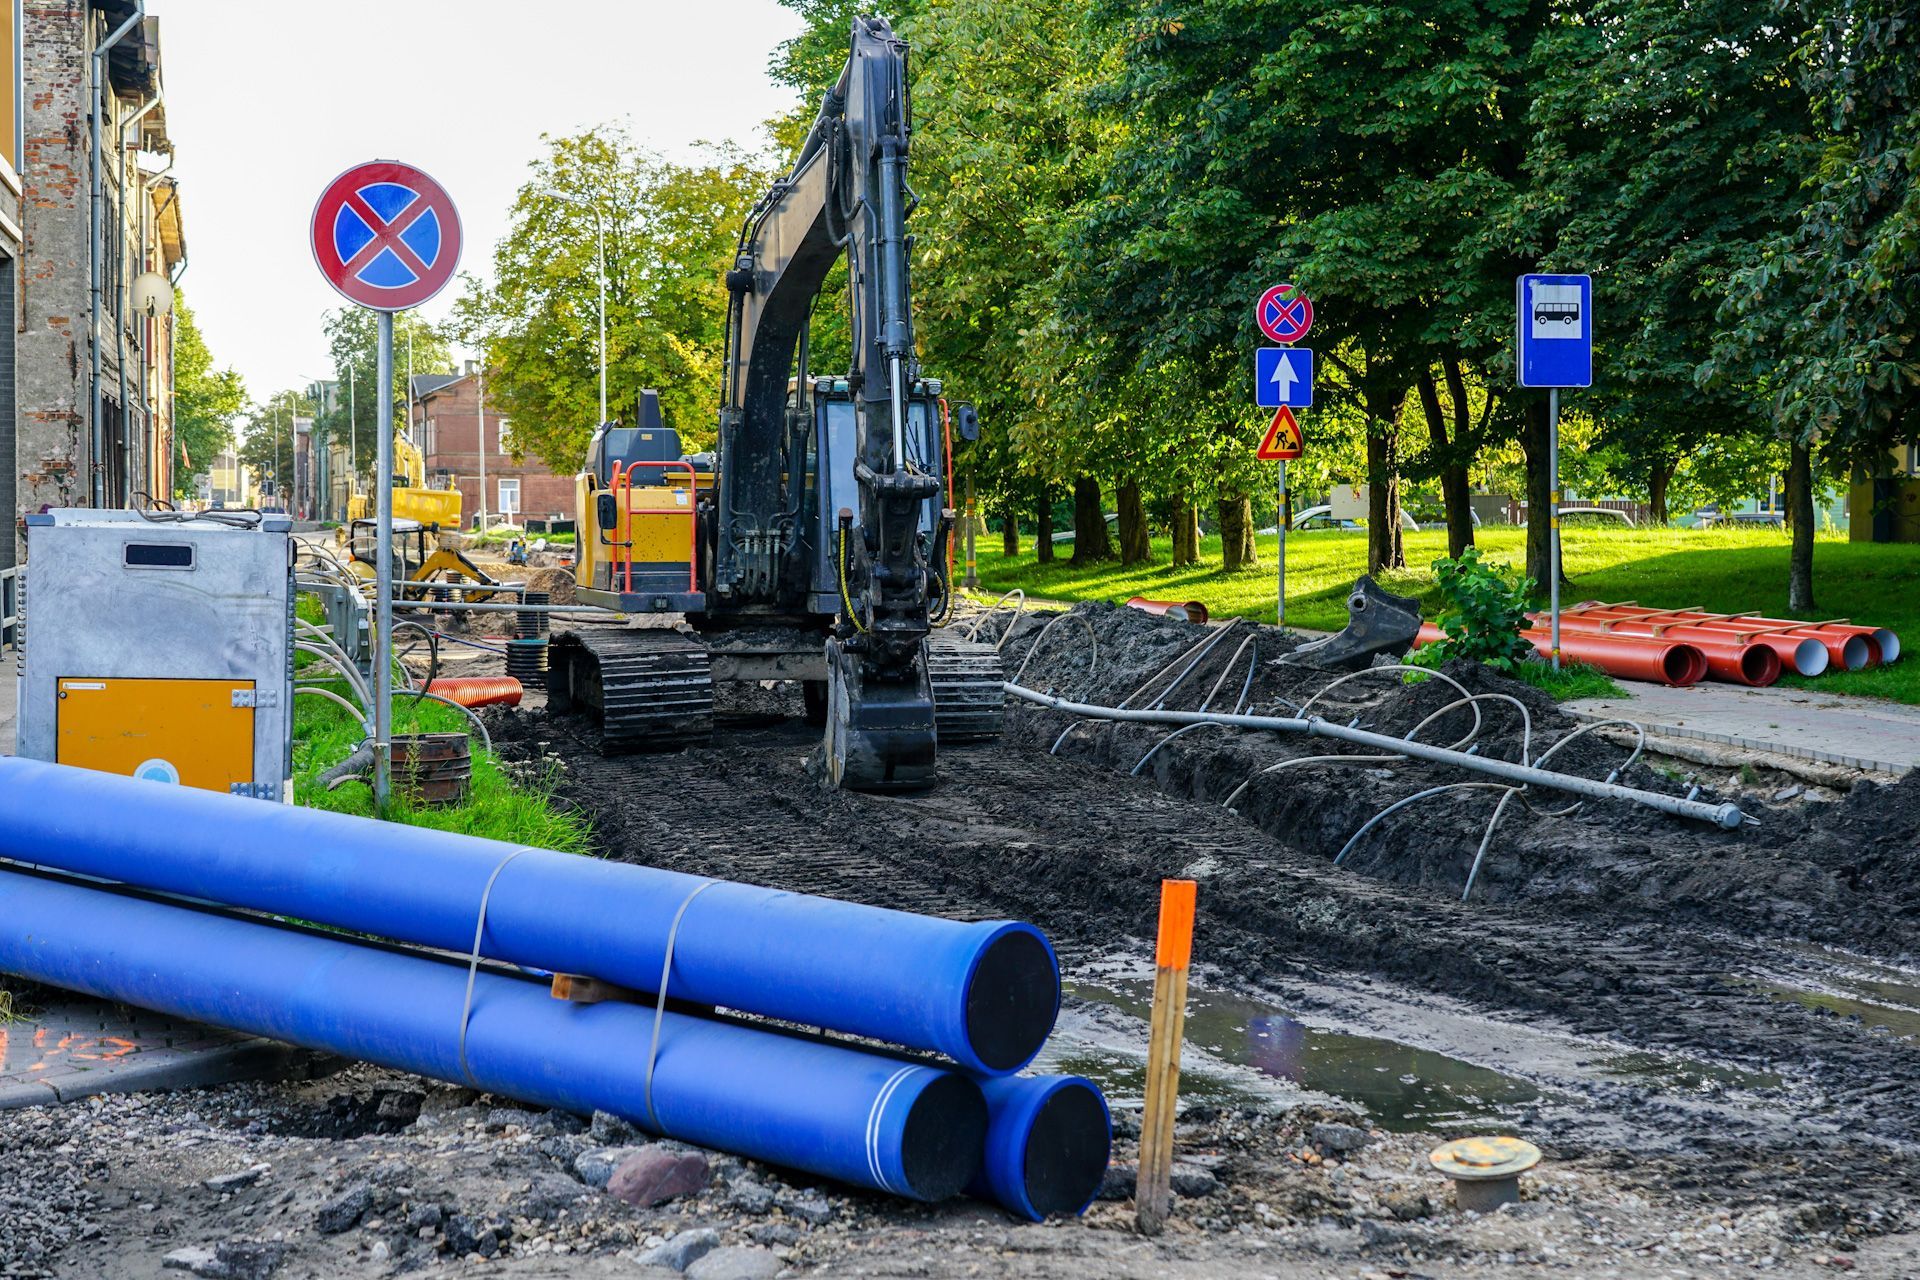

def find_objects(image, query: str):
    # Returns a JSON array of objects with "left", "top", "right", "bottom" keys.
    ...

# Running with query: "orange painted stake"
[{"left": 1136, "top": 878, "right": 1197, "bottom": 1236}]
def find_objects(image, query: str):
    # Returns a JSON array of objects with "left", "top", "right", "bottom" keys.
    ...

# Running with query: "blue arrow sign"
[
  {"left": 1516, "top": 274, "right": 1593, "bottom": 388},
  {"left": 1255, "top": 348, "right": 1313, "bottom": 408}
]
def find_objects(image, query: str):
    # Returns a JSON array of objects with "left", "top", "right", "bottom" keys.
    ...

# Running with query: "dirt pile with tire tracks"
[{"left": 995, "top": 602, "right": 1920, "bottom": 953}]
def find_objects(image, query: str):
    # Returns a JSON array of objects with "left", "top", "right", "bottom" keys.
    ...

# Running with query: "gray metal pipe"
[
  {"left": 1002, "top": 683, "right": 1747, "bottom": 830},
  {"left": 381, "top": 598, "right": 611, "bottom": 616}
]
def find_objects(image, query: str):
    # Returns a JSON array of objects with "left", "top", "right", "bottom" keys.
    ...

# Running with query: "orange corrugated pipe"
[
  {"left": 1126, "top": 597, "right": 1212, "bottom": 625},
  {"left": 424, "top": 676, "right": 524, "bottom": 709}
]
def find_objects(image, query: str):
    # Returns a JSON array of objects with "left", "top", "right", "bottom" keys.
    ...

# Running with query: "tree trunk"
[
  {"left": 1070, "top": 475, "right": 1114, "bottom": 564},
  {"left": 1035, "top": 482, "right": 1056, "bottom": 564},
  {"left": 1365, "top": 431, "right": 1406, "bottom": 574},
  {"left": 1522, "top": 396, "right": 1554, "bottom": 593},
  {"left": 1648, "top": 458, "right": 1675, "bottom": 525},
  {"left": 1170, "top": 494, "right": 1200, "bottom": 565},
  {"left": 1415, "top": 367, "right": 1475, "bottom": 560},
  {"left": 1217, "top": 494, "right": 1257, "bottom": 570},
  {"left": 1787, "top": 439, "right": 1815, "bottom": 610},
  {"left": 1000, "top": 508, "right": 1019, "bottom": 557},
  {"left": 1116, "top": 477, "right": 1152, "bottom": 565}
]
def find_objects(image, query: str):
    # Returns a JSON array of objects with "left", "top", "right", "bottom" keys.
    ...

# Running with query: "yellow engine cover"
[
  {"left": 394, "top": 487, "right": 463, "bottom": 530},
  {"left": 56, "top": 677, "right": 257, "bottom": 793},
  {"left": 625, "top": 484, "right": 696, "bottom": 565}
]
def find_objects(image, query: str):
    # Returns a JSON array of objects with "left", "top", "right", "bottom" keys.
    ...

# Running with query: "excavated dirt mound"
[{"left": 994, "top": 602, "right": 1920, "bottom": 954}]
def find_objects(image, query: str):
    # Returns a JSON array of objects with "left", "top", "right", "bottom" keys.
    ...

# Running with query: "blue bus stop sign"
[{"left": 1516, "top": 274, "right": 1592, "bottom": 388}]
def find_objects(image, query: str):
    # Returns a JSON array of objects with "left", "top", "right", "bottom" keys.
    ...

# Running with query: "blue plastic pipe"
[
  {"left": 0, "top": 865, "right": 986, "bottom": 1200},
  {"left": 0, "top": 757, "right": 1058, "bottom": 1075},
  {"left": 970, "top": 1074, "right": 1112, "bottom": 1220}
]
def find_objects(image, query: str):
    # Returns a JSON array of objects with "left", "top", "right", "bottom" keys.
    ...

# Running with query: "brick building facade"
[
  {"left": 412, "top": 367, "right": 576, "bottom": 529},
  {"left": 15, "top": 2, "right": 182, "bottom": 557}
]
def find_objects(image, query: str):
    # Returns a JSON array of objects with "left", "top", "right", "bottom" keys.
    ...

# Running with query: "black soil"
[{"left": 489, "top": 603, "right": 1920, "bottom": 1236}]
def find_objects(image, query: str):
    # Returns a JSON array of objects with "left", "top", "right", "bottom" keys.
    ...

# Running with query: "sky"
[{"left": 157, "top": 0, "right": 807, "bottom": 401}]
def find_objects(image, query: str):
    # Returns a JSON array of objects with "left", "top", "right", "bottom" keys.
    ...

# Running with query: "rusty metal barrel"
[{"left": 392, "top": 732, "right": 473, "bottom": 807}]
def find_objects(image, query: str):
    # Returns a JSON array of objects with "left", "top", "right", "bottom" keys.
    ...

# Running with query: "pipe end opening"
[
  {"left": 1741, "top": 645, "right": 1782, "bottom": 686},
  {"left": 1793, "top": 639, "right": 1829, "bottom": 677},
  {"left": 966, "top": 927, "right": 1060, "bottom": 1074},
  {"left": 1873, "top": 629, "right": 1900, "bottom": 664},
  {"left": 1663, "top": 646, "right": 1700, "bottom": 686},
  {"left": 1843, "top": 635, "right": 1871, "bottom": 671},
  {"left": 1020, "top": 1080, "right": 1113, "bottom": 1218},
  {"left": 900, "top": 1073, "right": 989, "bottom": 1202}
]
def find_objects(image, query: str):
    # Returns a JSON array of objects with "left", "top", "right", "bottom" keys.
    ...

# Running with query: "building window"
[{"left": 498, "top": 478, "right": 521, "bottom": 517}]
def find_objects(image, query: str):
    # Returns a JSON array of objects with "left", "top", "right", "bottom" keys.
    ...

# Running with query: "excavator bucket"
[
  {"left": 822, "top": 637, "right": 938, "bottom": 792},
  {"left": 1279, "top": 575, "right": 1424, "bottom": 671}
]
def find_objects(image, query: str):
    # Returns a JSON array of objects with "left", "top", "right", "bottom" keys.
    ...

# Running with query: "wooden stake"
[{"left": 1136, "top": 878, "right": 1196, "bottom": 1236}]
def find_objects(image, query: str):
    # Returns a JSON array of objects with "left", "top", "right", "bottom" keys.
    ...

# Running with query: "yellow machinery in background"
[{"left": 345, "top": 433, "right": 463, "bottom": 531}]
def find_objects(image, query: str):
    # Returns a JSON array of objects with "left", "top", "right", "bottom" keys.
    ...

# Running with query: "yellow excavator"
[
  {"left": 340, "top": 430, "right": 513, "bottom": 600},
  {"left": 345, "top": 433, "right": 462, "bottom": 530}
]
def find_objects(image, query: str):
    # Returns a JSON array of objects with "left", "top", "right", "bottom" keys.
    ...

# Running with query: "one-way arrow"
[
  {"left": 1255, "top": 347, "right": 1314, "bottom": 408},
  {"left": 1269, "top": 352, "right": 1297, "bottom": 401}
]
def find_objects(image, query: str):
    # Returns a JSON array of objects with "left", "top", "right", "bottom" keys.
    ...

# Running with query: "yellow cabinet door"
[{"left": 56, "top": 678, "right": 257, "bottom": 793}]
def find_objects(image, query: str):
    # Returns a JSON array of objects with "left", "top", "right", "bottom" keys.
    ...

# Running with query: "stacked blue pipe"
[
  {"left": 0, "top": 865, "right": 981, "bottom": 1200},
  {"left": 0, "top": 758, "right": 1112, "bottom": 1217},
  {"left": 0, "top": 757, "right": 1056, "bottom": 1075}
]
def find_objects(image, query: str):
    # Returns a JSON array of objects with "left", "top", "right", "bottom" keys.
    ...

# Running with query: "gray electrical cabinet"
[{"left": 16, "top": 509, "right": 295, "bottom": 800}]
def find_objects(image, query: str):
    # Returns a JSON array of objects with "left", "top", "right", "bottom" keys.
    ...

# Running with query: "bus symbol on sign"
[{"left": 1530, "top": 284, "right": 1583, "bottom": 337}]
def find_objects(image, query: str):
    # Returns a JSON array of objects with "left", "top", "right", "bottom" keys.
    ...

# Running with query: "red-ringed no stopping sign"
[{"left": 311, "top": 161, "right": 463, "bottom": 311}]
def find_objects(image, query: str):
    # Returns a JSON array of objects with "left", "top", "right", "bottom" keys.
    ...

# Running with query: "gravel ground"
[{"left": 7, "top": 1061, "right": 1913, "bottom": 1279}]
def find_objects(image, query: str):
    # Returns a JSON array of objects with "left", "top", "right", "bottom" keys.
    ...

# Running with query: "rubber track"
[{"left": 549, "top": 629, "right": 714, "bottom": 754}]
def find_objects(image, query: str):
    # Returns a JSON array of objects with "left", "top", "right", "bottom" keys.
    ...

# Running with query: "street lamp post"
[
  {"left": 347, "top": 354, "right": 357, "bottom": 517},
  {"left": 548, "top": 189, "right": 608, "bottom": 426}
]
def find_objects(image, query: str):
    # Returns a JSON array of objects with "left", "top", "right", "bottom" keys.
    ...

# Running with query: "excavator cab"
[{"left": 574, "top": 391, "right": 708, "bottom": 613}]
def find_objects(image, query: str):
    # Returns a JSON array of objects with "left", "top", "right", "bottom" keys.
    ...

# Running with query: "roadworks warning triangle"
[{"left": 1257, "top": 406, "right": 1304, "bottom": 460}]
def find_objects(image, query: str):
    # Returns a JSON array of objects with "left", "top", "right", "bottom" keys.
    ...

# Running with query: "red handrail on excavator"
[{"left": 610, "top": 460, "right": 700, "bottom": 596}]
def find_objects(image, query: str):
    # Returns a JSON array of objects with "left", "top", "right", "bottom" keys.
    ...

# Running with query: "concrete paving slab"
[
  {"left": 1564, "top": 681, "right": 1920, "bottom": 776},
  {"left": 0, "top": 998, "right": 330, "bottom": 1109}
]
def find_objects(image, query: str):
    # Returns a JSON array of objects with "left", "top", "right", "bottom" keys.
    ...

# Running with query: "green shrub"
[{"left": 1418, "top": 547, "right": 1536, "bottom": 673}]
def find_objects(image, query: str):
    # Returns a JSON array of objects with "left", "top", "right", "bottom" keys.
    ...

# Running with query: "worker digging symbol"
[
  {"left": 1257, "top": 407, "right": 1304, "bottom": 461},
  {"left": 310, "top": 161, "right": 464, "bottom": 312}
]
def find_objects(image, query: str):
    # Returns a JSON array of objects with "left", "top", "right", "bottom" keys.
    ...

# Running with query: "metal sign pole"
[
  {"left": 373, "top": 309, "right": 395, "bottom": 811},
  {"left": 1548, "top": 386, "right": 1561, "bottom": 671},
  {"left": 1276, "top": 459, "right": 1287, "bottom": 628}
]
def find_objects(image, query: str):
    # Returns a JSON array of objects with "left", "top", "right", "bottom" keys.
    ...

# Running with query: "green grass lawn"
[
  {"left": 293, "top": 593, "right": 590, "bottom": 850},
  {"left": 974, "top": 525, "right": 1920, "bottom": 704}
]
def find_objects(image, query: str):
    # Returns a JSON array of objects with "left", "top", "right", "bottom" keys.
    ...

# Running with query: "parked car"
[{"left": 1050, "top": 512, "right": 1120, "bottom": 543}]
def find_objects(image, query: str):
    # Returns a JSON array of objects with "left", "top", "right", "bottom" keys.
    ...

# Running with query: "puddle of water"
[
  {"left": 1063, "top": 978, "right": 1543, "bottom": 1132},
  {"left": 1758, "top": 983, "right": 1920, "bottom": 1040},
  {"left": 1596, "top": 1050, "right": 1782, "bottom": 1092}
]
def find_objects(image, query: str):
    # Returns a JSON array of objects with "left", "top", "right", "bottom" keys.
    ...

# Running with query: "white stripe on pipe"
[{"left": 866, "top": 1065, "right": 920, "bottom": 1195}]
